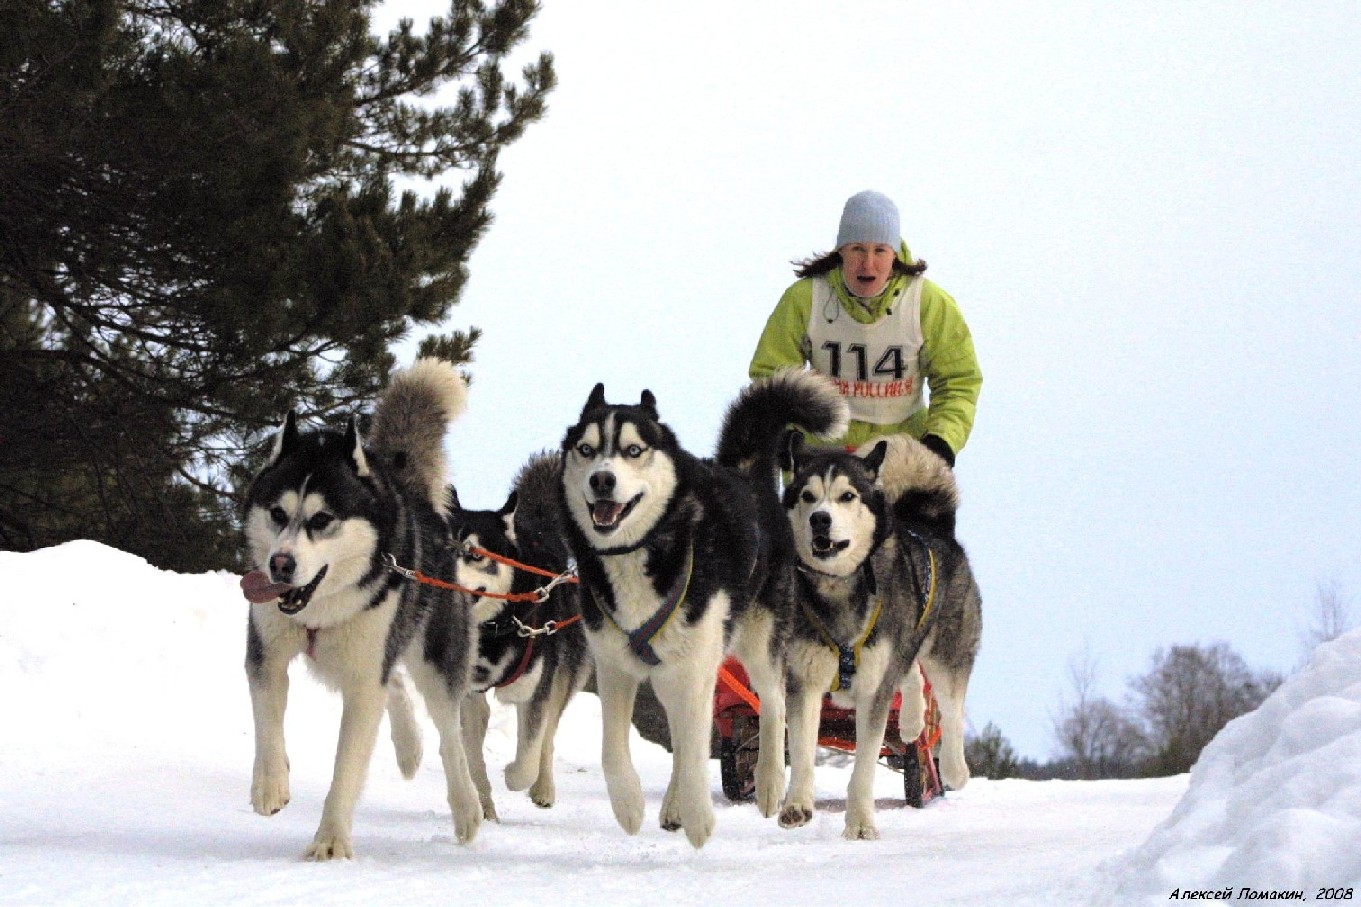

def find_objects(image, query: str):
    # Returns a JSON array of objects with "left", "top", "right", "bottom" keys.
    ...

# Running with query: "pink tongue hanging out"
[{"left": 240, "top": 570, "right": 293, "bottom": 604}]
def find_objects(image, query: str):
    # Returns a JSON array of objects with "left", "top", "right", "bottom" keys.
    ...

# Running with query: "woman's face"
[{"left": 838, "top": 243, "right": 896, "bottom": 297}]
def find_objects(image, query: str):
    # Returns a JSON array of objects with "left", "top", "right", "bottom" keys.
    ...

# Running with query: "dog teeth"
[{"left": 592, "top": 501, "right": 625, "bottom": 527}]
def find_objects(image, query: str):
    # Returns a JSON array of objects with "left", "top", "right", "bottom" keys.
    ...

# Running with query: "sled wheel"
[
  {"left": 902, "top": 745, "right": 925, "bottom": 807},
  {"left": 903, "top": 740, "right": 944, "bottom": 808},
  {"left": 719, "top": 713, "right": 759, "bottom": 802}
]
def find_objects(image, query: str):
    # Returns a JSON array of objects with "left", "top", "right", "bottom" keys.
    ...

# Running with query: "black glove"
[{"left": 919, "top": 434, "right": 956, "bottom": 468}]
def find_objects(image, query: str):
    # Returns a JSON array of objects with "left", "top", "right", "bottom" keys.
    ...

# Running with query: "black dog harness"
[{"left": 593, "top": 542, "right": 694, "bottom": 666}]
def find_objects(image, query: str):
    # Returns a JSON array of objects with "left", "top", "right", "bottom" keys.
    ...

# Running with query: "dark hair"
[{"left": 793, "top": 250, "right": 927, "bottom": 279}]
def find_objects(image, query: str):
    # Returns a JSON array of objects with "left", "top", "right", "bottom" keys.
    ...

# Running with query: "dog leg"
[
  {"left": 460, "top": 691, "right": 498, "bottom": 822},
  {"left": 247, "top": 635, "right": 298, "bottom": 818},
  {"left": 844, "top": 689, "right": 893, "bottom": 841},
  {"left": 779, "top": 685, "right": 822, "bottom": 828},
  {"left": 529, "top": 674, "right": 573, "bottom": 808},
  {"left": 651, "top": 660, "right": 719, "bottom": 849},
  {"left": 308, "top": 681, "right": 387, "bottom": 860},
  {"left": 922, "top": 655, "right": 971, "bottom": 790},
  {"left": 421, "top": 685, "right": 484, "bottom": 844},
  {"left": 387, "top": 670, "right": 423, "bottom": 780},
  {"left": 504, "top": 699, "right": 546, "bottom": 793},
  {"left": 741, "top": 657, "right": 788, "bottom": 819},
  {"left": 897, "top": 660, "right": 927, "bottom": 744},
  {"left": 596, "top": 660, "right": 644, "bottom": 835}
]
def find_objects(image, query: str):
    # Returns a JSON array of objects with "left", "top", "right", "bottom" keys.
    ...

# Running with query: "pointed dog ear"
[
  {"left": 499, "top": 489, "right": 519, "bottom": 541},
  {"left": 861, "top": 439, "right": 889, "bottom": 479},
  {"left": 344, "top": 416, "right": 370, "bottom": 477},
  {"left": 639, "top": 389, "right": 658, "bottom": 419},
  {"left": 779, "top": 429, "right": 805, "bottom": 473},
  {"left": 446, "top": 485, "right": 462, "bottom": 513},
  {"left": 267, "top": 411, "right": 300, "bottom": 465},
  {"left": 583, "top": 383, "right": 607, "bottom": 415}
]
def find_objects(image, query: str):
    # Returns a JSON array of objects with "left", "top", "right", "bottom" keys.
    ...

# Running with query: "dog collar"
[{"left": 593, "top": 542, "right": 694, "bottom": 666}]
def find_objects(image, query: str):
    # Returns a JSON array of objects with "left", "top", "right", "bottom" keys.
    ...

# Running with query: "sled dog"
[
  {"left": 780, "top": 432, "right": 983, "bottom": 839},
  {"left": 558, "top": 369, "right": 848, "bottom": 848},
  {"left": 241, "top": 359, "right": 483, "bottom": 860},
  {"left": 447, "top": 453, "right": 592, "bottom": 820}
]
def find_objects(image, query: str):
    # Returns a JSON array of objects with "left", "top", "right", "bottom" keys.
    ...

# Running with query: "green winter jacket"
[{"left": 748, "top": 243, "right": 981, "bottom": 456}]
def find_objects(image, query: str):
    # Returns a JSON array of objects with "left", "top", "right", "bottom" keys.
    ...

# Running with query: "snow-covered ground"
[{"left": 0, "top": 542, "right": 1356, "bottom": 905}]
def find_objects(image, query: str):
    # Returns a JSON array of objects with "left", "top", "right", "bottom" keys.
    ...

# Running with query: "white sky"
[{"left": 378, "top": 1, "right": 1361, "bottom": 758}]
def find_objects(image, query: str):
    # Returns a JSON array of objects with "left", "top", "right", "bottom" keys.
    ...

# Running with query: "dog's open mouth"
[
  {"left": 239, "top": 566, "right": 328, "bottom": 614},
  {"left": 589, "top": 493, "right": 642, "bottom": 533},
  {"left": 810, "top": 536, "right": 852, "bottom": 559},
  {"left": 276, "top": 566, "right": 327, "bottom": 614}
]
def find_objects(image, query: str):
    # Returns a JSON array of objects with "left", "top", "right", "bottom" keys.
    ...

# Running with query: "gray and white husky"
[
  {"left": 780, "top": 432, "right": 983, "bottom": 839},
  {"left": 240, "top": 359, "right": 483, "bottom": 860},
  {"left": 447, "top": 453, "right": 592, "bottom": 821},
  {"left": 558, "top": 369, "right": 848, "bottom": 848}
]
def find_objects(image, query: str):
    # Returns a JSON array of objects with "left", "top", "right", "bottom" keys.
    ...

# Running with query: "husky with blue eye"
[
  {"left": 240, "top": 359, "right": 483, "bottom": 860},
  {"left": 446, "top": 453, "right": 592, "bottom": 822},
  {"left": 780, "top": 432, "right": 983, "bottom": 840},
  {"left": 558, "top": 369, "right": 848, "bottom": 848}
]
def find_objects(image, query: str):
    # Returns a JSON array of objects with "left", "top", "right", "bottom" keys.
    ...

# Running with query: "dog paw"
[
  {"left": 940, "top": 751, "right": 971, "bottom": 791},
  {"left": 754, "top": 764, "right": 784, "bottom": 819},
  {"left": 842, "top": 818, "right": 881, "bottom": 841},
  {"left": 251, "top": 773, "right": 290, "bottom": 816},
  {"left": 778, "top": 802, "right": 813, "bottom": 829},
  {"left": 479, "top": 793, "right": 500, "bottom": 823},
  {"left": 606, "top": 775, "right": 645, "bottom": 835},
  {"left": 451, "top": 799, "right": 483, "bottom": 844},
  {"left": 529, "top": 777, "right": 556, "bottom": 809},
  {"left": 306, "top": 825, "right": 353, "bottom": 861},
  {"left": 681, "top": 802, "right": 715, "bottom": 849},
  {"left": 659, "top": 785, "right": 681, "bottom": 831},
  {"left": 394, "top": 735, "right": 423, "bottom": 781},
  {"left": 503, "top": 759, "right": 535, "bottom": 792}
]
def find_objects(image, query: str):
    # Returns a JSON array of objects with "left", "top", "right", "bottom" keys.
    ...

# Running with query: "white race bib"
[{"left": 807, "top": 276, "right": 925, "bottom": 425}]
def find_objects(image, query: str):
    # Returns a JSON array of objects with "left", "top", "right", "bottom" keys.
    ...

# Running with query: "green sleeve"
[
  {"left": 918, "top": 280, "right": 982, "bottom": 454},
  {"left": 749, "top": 280, "right": 814, "bottom": 380}
]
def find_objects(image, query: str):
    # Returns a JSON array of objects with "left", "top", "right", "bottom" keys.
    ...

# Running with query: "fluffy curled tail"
[
  {"left": 715, "top": 368, "right": 849, "bottom": 473},
  {"left": 855, "top": 434, "right": 960, "bottom": 532},
  {"left": 369, "top": 358, "right": 468, "bottom": 507}
]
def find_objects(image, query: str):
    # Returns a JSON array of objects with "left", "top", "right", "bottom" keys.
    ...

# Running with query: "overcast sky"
[{"left": 378, "top": 1, "right": 1361, "bottom": 758}]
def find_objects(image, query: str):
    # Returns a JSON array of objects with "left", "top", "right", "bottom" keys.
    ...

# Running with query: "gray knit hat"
[{"left": 835, "top": 190, "right": 900, "bottom": 249}]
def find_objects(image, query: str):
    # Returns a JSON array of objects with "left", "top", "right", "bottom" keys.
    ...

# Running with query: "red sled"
[{"left": 714, "top": 657, "right": 944, "bottom": 807}]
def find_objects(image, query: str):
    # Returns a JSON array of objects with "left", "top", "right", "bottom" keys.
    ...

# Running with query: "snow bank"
[{"left": 1102, "top": 630, "right": 1361, "bottom": 901}]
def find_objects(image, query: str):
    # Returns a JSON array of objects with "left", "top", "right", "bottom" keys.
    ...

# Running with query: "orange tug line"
[{"left": 384, "top": 549, "right": 583, "bottom": 633}]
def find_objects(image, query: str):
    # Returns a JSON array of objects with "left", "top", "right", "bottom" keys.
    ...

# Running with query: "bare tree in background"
[
  {"left": 1301, "top": 580, "right": 1354, "bottom": 659},
  {"left": 1132, "top": 643, "right": 1281, "bottom": 776},
  {"left": 1051, "top": 649, "right": 1146, "bottom": 779}
]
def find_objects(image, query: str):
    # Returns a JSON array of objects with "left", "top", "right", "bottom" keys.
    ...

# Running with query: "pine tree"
[{"left": 0, "top": 0, "right": 554, "bottom": 569}]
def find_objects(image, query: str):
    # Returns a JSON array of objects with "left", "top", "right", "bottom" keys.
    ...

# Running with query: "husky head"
[
  {"left": 560, "top": 383, "right": 678, "bottom": 551},
  {"left": 242, "top": 412, "right": 383, "bottom": 616},
  {"left": 446, "top": 486, "right": 518, "bottom": 623},
  {"left": 782, "top": 433, "right": 889, "bottom": 577}
]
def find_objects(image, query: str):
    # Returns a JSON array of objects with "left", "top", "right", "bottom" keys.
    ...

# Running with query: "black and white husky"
[
  {"left": 446, "top": 453, "right": 592, "bottom": 821},
  {"left": 781, "top": 433, "right": 983, "bottom": 839},
  {"left": 558, "top": 369, "right": 848, "bottom": 848},
  {"left": 240, "top": 359, "right": 483, "bottom": 860}
]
